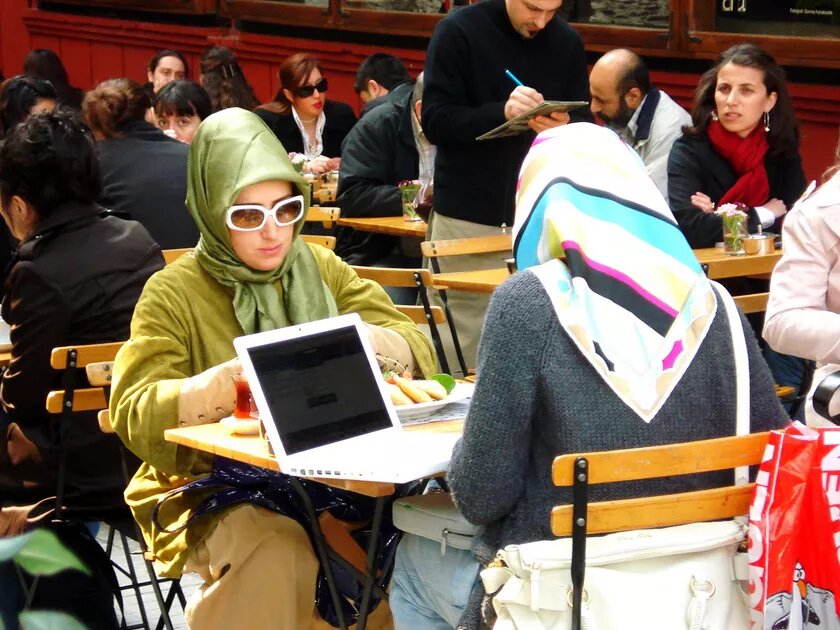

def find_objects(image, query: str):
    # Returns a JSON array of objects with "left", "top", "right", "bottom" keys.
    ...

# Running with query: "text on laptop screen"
[{"left": 247, "top": 325, "right": 393, "bottom": 455}]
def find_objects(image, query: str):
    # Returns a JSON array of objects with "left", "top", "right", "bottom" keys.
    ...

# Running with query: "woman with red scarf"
[{"left": 667, "top": 44, "right": 805, "bottom": 249}]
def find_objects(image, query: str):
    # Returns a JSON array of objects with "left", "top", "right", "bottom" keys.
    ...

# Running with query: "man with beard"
[{"left": 589, "top": 49, "right": 690, "bottom": 197}]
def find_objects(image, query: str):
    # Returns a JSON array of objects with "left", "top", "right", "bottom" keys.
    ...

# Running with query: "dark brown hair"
[
  {"left": 147, "top": 49, "right": 189, "bottom": 77},
  {"left": 23, "top": 48, "right": 83, "bottom": 109},
  {"left": 683, "top": 43, "right": 799, "bottom": 157},
  {"left": 199, "top": 46, "right": 259, "bottom": 113},
  {"left": 82, "top": 78, "right": 150, "bottom": 139},
  {"left": 259, "top": 53, "right": 322, "bottom": 115}
]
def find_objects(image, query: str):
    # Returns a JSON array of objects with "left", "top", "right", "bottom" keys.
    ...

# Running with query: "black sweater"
[
  {"left": 667, "top": 133, "right": 806, "bottom": 248},
  {"left": 422, "top": 0, "right": 591, "bottom": 227}
]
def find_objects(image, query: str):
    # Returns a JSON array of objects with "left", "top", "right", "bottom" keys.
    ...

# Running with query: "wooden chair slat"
[
  {"left": 85, "top": 361, "right": 114, "bottom": 387},
  {"left": 97, "top": 409, "right": 114, "bottom": 434},
  {"left": 162, "top": 248, "right": 193, "bottom": 265},
  {"left": 301, "top": 234, "right": 336, "bottom": 250},
  {"left": 551, "top": 485, "right": 754, "bottom": 536},
  {"left": 46, "top": 388, "right": 107, "bottom": 414},
  {"left": 420, "top": 233, "right": 512, "bottom": 259},
  {"left": 350, "top": 266, "right": 434, "bottom": 288},
  {"left": 396, "top": 305, "right": 446, "bottom": 325},
  {"left": 733, "top": 292, "right": 769, "bottom": 314},
  {"left": 306, "top": 205, "right": 341, "bottom": 228},
  {"left": 50, "top": 342, "right": 125, "bottom": 370},
  {"left": 553, "top": 432, "right": 769, "bottom": 486}
]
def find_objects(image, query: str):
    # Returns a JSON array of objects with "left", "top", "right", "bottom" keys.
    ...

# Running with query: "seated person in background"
[
  {"left": 0, "top": 74, "right": 57, "bottom": 135},
  {"left": 84, "top": 78, "right": 200, "bottom": 250},
  {"left": 256, "top": 53, "right": 357, "bottom": 175},
  {"left": 109, "top": 107, "right": 435, "bottom": 629},
  {"left": 764, "top": 139, "right": 840, "bottom": 425},
  {"left": 154, "top": 79, "right": 212, "bottom": 144},
  {"left": 389, "top": 123, "right": 787, "bottom": 630},
  {"left": 0, "top": 75, "right": 58, "bottom": 292},
  {"left": 354, "top": 52, "right": 413, "bottom": 118},
  {"left": 589, "top": 48, "right": 690, "bottom": 198},
  {"left": 0, "top": 109, "right": 162, "bottom": 627},
  {"left": 667, "top": 44, "right": 805, "bottom": 249},
  {"left": 22, "top": 48, "right": 84, "bottom": 111},
  {"left": 146, "top": 48, "right": 189, "bottom": 96},
  {"left": 199, "top": 46, "right": 260, "bottom": 113},
  {"left": 337, "top": 73, "right": 432, "bottom": 304}
]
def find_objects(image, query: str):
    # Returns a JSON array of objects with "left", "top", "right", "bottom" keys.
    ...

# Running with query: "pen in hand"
[{"left": 505, "top": 69, "right": 525, "bottom": 88}]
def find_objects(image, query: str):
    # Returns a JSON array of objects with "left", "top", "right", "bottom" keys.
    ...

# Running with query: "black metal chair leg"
[
  {"left": 119, "top": 532, "right": 151, "bottom": 630},
  {"left": 356, "top": 496, "right": 387, "bottom": 630}
]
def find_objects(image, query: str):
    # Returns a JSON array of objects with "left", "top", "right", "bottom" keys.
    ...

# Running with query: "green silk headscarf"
[{"left": 186, "top": 108, "right": 337, "bottom": 334}]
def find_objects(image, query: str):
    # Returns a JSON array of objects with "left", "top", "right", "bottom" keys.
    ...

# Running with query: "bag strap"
[{"left": 711, "top": 281, "right": 750, "bottom": 485}]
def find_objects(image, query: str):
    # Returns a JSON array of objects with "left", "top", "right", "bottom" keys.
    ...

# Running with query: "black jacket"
[
  {"left": 422, "top": 0, "right": 591, "bottom": 226},
  {"left": 336, "top": 88, "right": 419, "bottom": 265},
  {"left": 256, "top": 100, "right": 358, "bottom": 158},
  {"left": 359, "top": 81, "right": 414, "bottom": 119},
  {"left": 667, "top": 133, "right": 806, "bottom": 248},
  {"left": 0, "top": 202, "right": 163, "bottom": 515},
  {"left": 97, "top": 120, "right": 199, "bottom": 250}
]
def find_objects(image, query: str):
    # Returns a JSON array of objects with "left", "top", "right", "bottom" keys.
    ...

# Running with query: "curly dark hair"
[
  {"left": 199, "top": 46, "right": 259, "bottom": 112},
  {"left": 684, "top": 43, "right": 799, "bottom": 157},
  {"left": 0, "top": 107, "right": 101, "bottom": 219},
  {"left": 0, "top": 75, "right": 58, "bottom": 136}
]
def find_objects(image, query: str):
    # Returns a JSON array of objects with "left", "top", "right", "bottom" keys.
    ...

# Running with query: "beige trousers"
[
  {"left": 183, "top": 504, "right": 392, "bottom": 630},
  {"left": 427, "top": 212, "right": 507, "bottom": 374}
]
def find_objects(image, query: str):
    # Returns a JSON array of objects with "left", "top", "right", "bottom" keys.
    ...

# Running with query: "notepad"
[{"left": 476, "top": 100, "right": 589, "bottom": 141}]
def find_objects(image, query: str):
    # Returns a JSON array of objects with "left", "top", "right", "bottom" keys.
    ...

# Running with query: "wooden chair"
[
  {"left": 419, "top": 233, "right": 512, "bottom": 375},
  {"left": 351, "top": 265, "right": 456, "bottom": 374},
  {"left": 161, "top": 248, "right": 193, "bottom": 265},
  {"left": 48, "top": 343, "right": 183, "bottom": 630},
  {"left": 552, "top": 432, "right": 770, "bottom": 628},
  {"left": 306, "top": 205, "right": 341, "bottom": 229},
  {"left": 301, "top": 234, "right": 336, "bottom": 250},
  {"left": 732, "top": 292, "right": 768, "bottom": 314}
]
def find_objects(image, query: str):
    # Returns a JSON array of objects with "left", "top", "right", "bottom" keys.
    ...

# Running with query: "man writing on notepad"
[{"left": 421, "top": 0, "right": 591, "bottom": 371}]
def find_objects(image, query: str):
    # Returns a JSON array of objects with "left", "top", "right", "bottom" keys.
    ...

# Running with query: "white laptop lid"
[{"left": 233, "top": 313, "right": 401, "bottom": 464}]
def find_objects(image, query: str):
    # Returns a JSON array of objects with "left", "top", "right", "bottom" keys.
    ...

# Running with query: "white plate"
[{"left": 394, "top": 382, "right": 474, "bottom": 421}]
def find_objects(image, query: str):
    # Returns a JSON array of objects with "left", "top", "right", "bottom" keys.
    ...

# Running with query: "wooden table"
[
  {"left": 0, "top": 351, "right": 10, "bottom": 368},
  {"left": 693, "top": 247, "right": 782, "bottom": 280},
  {"left": 336, "top": 216, "right": 428, "bottom": 238},
  {"left": 164, "top": 418, "right": 463, "bottom": 498},
  {"left": 429, "top": 248, "right": 783, "bottom": 294}
]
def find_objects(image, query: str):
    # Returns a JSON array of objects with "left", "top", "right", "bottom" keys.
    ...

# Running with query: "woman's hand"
[
  {"left": 303, "top": 155, "right": 331, "bottom": 175},
  {"left": 691, "top": 192, "right": 716, "bottom": 214},
  {"left": 765, "top": 198, "right": 788, "bottom": 219}
]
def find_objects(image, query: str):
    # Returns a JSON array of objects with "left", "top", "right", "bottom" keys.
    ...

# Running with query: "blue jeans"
[{"left": 390, "top": 534, "right": 480, "bottom": 630}]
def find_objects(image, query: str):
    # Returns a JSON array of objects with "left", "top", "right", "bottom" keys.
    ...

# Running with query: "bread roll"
[
  {"left": 394, "top": 375, "right": 432, "bottom": 403},
  {"left": 414, "top": 380, "right": 448, "bottom": 401},
  {"left": 387, "top": 382, "right": 412, "bottom": 406}
]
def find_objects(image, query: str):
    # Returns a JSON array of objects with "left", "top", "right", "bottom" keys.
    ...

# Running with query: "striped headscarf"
[{"left": 513, "top": 123, "right": 716, "bottom": 422}]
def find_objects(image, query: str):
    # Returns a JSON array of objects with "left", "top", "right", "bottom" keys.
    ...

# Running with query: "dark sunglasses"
[{"left": 295, "top": 78, "right": 328, "bottom": 98}]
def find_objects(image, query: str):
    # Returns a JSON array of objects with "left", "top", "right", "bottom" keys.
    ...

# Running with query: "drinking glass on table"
[
  {"left": 231, "top": 372, "right": 253, "bottom": 419},
  {"left": 399, "top": 180, "right": 422, "bottom": 222}
]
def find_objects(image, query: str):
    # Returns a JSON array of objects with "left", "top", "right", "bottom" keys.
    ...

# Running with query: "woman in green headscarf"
[{"left": 110, "top": 108, "right": 435, "bottom": 629}]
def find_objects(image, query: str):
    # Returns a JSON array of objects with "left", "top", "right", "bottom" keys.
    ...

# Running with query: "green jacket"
[{"left": 110, "top": 247, "right": 435, "bottom": 577}]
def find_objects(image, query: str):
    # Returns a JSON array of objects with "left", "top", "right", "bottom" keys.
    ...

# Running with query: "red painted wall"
[{"left": 1, "top": 0, "right": 838, "bottom": 181}]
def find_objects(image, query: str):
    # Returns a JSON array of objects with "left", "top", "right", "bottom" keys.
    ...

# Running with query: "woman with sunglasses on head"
[
  {"left": 109, "top": 107, "right": 434, "bottom": 629},
  {"left": 199, "top": 46, "right": 260, "bottom": 113},
  {"left": 257, "top": 53, "right": 357, "bottom": 175}
]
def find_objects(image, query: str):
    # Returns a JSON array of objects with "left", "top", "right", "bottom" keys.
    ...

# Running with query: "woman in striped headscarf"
[{"left": 389, "top": 122, "right": 787, "bottom": 630}]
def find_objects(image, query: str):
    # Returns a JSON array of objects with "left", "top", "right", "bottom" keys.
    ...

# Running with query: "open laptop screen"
[{"left": 247, "top": 324, "right": 392, "bottom": 455}]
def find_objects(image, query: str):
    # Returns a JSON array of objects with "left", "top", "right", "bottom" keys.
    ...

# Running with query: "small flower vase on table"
[
  {"left": 398, "top": 180, "right": 422, "bottom": 222},
  {"left": 715, "top": 203, "right": 748, "bottom": 256}
]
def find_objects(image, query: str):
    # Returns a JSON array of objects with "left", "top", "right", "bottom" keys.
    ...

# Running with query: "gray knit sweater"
[{"left": 447, "top": 271, "right": 788, "bottom": 629}]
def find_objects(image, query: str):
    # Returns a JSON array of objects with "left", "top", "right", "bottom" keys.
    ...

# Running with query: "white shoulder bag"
[{"left": 481, "top": 284, "right": 752, "bottom": 630}]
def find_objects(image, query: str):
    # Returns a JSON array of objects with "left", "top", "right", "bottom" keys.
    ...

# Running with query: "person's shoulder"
[
  {"left": 141, "top": 253, "right": 209, "bottom": 297},
  {"left": 491, "top": 269, "right": 553, "bottom": 314},
  {"left": 656, "top": 90, "right": 691, "bottom": 119},
  {"left": 326, "top": 100, "right": 357, "bottom": 119}
]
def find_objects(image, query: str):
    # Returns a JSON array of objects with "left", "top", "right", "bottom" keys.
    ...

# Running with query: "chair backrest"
[
  {"left": 420, "top": 233, "right": 512, "bottom": 260},
  {"left": 301, "top": 234, "right": 336, "bottom": 250},
  {"left": 350, "top": 265, "right": 434, "bottom": 289},
  {"left": 733, "top": 292, "right": 769, "bottom": 314},
  {"left": 306, "top": 205, "right": 341, "bottom": 229},
  {"left": 396, "top": 304, "right": 446, "bottom": 326},
  {"left": 551, "top": 432, "right": 770, "bottom": 537},
  {"left": 46, "top": 343, "right": 124, "bottom": 414},
  {"left": 162, "top": 248, "right": 193, "bottom": 265}
]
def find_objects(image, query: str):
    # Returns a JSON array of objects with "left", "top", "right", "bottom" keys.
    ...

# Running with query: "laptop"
[{"left": 233, "top": 313, "right": 461, "bottom": 483}]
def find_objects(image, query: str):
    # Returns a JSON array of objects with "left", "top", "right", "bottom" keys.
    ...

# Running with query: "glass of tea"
[{"left": 232, "top": 372, "right": 252, "bottom": 419}]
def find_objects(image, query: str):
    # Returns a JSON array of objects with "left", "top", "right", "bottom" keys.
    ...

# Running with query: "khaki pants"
[
  {"left": 427, "top": 212, "right": 506, "bottom": 373},
  {"left": 184, "top": 504, "right": 392, "bottom": 630}
]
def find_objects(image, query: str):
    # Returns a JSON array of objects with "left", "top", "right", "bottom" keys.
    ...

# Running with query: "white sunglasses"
[{"left": 225, "top": 195, "right": 306, "bottom": 231}]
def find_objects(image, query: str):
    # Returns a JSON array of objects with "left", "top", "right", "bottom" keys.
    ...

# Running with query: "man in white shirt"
[{"left": 589, "top": 48, "right": 690, "bottom": 198}]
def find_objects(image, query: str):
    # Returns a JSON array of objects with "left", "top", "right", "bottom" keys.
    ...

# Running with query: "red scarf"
[{"left": 707, "top": 119, "right": 770, "bottom": 208}]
